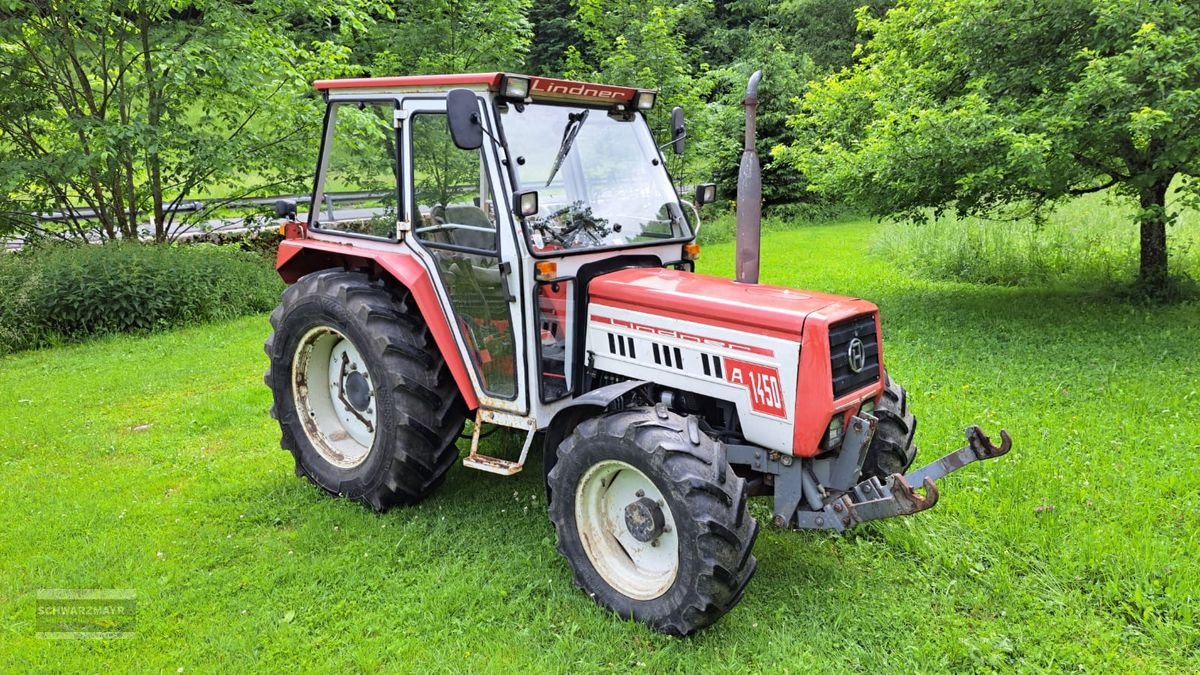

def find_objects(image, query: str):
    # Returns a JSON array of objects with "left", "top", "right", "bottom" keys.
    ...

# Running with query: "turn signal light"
[
  {"left": 683, "top": 243, "right": 701, "bottom": 261},
  {"left": 536, "top": 261, "right": 557, "bottom": 281}
]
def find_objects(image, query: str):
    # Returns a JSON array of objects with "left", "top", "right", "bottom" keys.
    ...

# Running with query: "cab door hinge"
[{"left": 394, "top": 109, "right": 409, "bottom": 128}]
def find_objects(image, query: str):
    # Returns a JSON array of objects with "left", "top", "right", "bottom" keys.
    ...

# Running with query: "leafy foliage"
[
  {"left": 0, "top": 0, "right": 381, "bottom": 241},
  {"left": 787, "top": 0, "right": 1200, "bottom": 292},
  {"left": 361, "top": 0, "right": 532, "bottom": 75},
  {"left": 0, "top": 242, "right": 281, "bottom": 353},
  {"left": 701, "top": 38, "right": 817, "bottom": 208},
  {"left": 563, "top": 0, "right": 711, "bottom": 176}
]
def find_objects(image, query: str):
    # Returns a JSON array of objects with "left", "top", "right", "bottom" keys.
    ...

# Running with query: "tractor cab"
[{"left": 280, "top": 73, "right": 708, "bottom": 448}]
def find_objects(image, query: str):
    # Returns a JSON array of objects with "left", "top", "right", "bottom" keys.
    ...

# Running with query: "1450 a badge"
[{"left": 724, "top": 357, "right": 786, "bottom": 419}]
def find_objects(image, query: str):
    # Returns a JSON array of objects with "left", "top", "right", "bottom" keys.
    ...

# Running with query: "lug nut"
[{"left": 636, "top": 489, "right": 645, "bottom": 498}]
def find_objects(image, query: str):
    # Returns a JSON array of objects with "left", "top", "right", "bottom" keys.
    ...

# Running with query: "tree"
[
  {"left": 361, "top": 0, "right": 532, "bottom": 76},
  {"left": 702, "top": 39, "right": 817, "bottom": 209},
  {"left": 563, "top": 0, "right": 712, "bottom": 184},
  {"left": 0, "top": 0, "right": 378, "bottom": 242},
  {"left": 525, "top": 0, "right": 582, "bottom": 76},
  {"left": 788, "top": 0, "right": 1200, "bottom": 294},
  {"left": 691, "top": 0, "right": 891, "bottom": 207}
]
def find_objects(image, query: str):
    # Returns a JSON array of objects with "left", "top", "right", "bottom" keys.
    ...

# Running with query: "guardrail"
[{"left": 4, "top": 191, "right": 391, "bottom": 251}]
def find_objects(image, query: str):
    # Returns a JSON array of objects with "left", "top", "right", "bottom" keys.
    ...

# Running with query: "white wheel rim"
[
  {"left": 575, "top": 460, "right": 679, "bottom": 600},
  {"left": 292, "top": 326, "right": 377, "bottom": 468}
]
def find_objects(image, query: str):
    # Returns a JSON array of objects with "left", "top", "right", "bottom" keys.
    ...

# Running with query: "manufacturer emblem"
[{"left": 847, "top": 337, "right": 866, "bottom": 374}]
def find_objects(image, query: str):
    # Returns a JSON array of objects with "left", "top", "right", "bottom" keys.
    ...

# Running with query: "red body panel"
[
  {"left": 276, "top": 239, "right": 481, "bottom": 411},
  {"left": 793, "top": 310, "right": 886, "bottom": 457},
  {"left": 587, "top": 268, "right": 867, "bottom": 342},
  {"left": 589, "top": 267, "right": 884, "bottom": 457},
  {"left": 315, "top": 73, "right": 504, "bottom": 91},
  {"left": 313, "top": 72, "right": 643, "bottom": 107}
]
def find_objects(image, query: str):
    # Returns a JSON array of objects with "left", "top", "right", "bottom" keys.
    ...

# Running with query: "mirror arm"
[
  {"left": 656, "top": 130, "right": 686, "bottom": 152},
  {"left": 472, "top": 113, "right": 503, "bottom": 148}
]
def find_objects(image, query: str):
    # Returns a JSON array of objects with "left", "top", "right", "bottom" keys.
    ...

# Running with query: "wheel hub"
[
  {"left": 343, "top": 369, "right": 371, "bottom": 411},
  {"left": 575, "top": 460, "right": 679, "bottom": 600},
  {"left": 624, "top": 497, "right": 665, "bottom": 543},
  {"left": 291, "top": 326, "right": 377, "bottom": 469}
]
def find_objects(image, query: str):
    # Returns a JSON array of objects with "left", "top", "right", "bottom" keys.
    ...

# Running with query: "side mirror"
[
  {"left": 447, "top": 89, "right": 483, "bottom": 150},
  {"left": 513, "top": 190, "right": 539, "bottom": 218},
  {"left": 274, "top": 198, "right": 297, "bottom": 219},
  {"left": 695, "top": 183, "right": 716, "bottom": 206},
  {"left": 671, "top": 106, "right": 685, "bottom": 155}
]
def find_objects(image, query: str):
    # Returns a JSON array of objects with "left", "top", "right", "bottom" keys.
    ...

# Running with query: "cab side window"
[
  {"left": 313, "top": 101, "right": 399, "bottom": 238},
  {"left": 410, "top": 113, "right": 499, "bottom": 251}
]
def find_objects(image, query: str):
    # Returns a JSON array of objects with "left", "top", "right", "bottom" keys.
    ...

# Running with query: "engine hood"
[{"left": 587, "top": 267, "right": 875, "bottom": 342}]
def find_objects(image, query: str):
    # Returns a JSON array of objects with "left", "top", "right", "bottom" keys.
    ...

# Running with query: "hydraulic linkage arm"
[{"left": 726, "top": 421, "right": 1012, "bottom": 531}]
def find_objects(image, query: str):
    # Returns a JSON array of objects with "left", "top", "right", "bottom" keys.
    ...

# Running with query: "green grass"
[
  {"left": 1, "top": 219, "right": 1198, "bottom": 671},
  {"left": 872, "top": 190, "right": 1200, "bottom": 291}
]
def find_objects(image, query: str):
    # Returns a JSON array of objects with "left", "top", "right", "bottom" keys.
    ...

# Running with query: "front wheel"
[
  {"left": 547, "top": 407, "right": 758, "bottom": 635},
  {"left": 861, "top": 372, "right": 917, "bottom": 480}
]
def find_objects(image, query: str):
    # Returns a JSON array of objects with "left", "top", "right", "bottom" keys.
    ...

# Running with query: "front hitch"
[
  {"left": 726, "top": 421, "right": 1012, "bottom": 531},
  {"left": 796, "top": 424, "right": 1011, "bottom": 531}
]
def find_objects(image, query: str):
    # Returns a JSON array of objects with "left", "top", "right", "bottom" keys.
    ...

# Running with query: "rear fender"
[{"left": 276, "top": 239, "right": 480, "bottom": 410}]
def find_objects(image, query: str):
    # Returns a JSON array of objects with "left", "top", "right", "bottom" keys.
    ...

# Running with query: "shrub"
[{"left": 0, "top": 242, "right": 283, "bottom": 353}]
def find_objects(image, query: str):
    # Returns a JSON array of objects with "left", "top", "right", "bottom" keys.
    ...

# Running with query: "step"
[
  {"left": 462, "top": 453, "right": 525, "bottom": 476},
  {"left": 460, "top": 410, "right": 535, "bottom": 476}
]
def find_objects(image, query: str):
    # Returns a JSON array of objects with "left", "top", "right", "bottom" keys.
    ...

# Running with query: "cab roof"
[{"left": 314, "top": 72, "right": 651, "bottom": 107}]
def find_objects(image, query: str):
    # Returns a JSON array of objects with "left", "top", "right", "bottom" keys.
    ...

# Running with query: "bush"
[{"left": 0, "top": 242, "right": 283, "bottom": 353}]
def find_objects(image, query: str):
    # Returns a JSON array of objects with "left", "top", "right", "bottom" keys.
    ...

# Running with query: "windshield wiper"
[{"left": 544, "top": 110, "right": 589, "bottom": 187}]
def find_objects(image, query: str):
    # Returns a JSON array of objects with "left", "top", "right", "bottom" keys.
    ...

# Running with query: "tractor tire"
[
  {"left": 547, "top": 406, "right": 758, "bottom": 636},
  {"left": 860, "top": 372, "right": 917, "bottom": 480},
  {"left": 264, "top": 269, "right": 466, "bottom": 511}
]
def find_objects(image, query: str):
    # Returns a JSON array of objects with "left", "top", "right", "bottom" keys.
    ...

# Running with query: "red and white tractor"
[{"left": 264, "top": 71, "right": 1010, "bottom": 635}]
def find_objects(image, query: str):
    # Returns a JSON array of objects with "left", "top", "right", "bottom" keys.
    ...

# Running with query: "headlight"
[{"left": 824, "top": 415, "right": 844, "bottom": 449}]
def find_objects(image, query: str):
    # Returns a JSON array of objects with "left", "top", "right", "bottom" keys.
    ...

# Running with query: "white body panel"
[{"left": 586, "top": 303, "right": 800, "bottom": 454}]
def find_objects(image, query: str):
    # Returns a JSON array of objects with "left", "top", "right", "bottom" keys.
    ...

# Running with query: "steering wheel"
[{"left": 533, "top": 205, "right": 611, "bottom": 248}]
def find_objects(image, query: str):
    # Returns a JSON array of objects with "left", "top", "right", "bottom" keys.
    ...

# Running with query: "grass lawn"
[{"left": 1, "top": 219, "right": 1197, "bottom": 671}]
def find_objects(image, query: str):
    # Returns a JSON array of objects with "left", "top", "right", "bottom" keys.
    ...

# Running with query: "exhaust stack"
[{"left": 735, "top": 70, "right": 763, "bottom": 284}]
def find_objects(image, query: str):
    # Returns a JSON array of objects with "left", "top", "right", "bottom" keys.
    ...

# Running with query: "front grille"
[{"left": 829, "top": 314, "right": 880, "bottom": 398}]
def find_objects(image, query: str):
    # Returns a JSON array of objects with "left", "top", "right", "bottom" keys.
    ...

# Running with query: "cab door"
[{"left": 399, "top": 96, "right": 528, "bottom": 414}]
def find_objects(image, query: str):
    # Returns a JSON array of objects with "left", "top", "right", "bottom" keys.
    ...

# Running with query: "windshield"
[{"left": 498, "top": 103, "right": 690, "bottom": 254}]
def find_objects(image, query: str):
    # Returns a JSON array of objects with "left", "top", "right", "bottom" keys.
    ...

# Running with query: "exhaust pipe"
[{"left": 735, "top": 70, "right": 763, "bottom": 284}]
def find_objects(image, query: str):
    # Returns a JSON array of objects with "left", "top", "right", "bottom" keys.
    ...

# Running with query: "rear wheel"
[
  {"left": 264, "top": 270, "right": 466, "bottom": 511},
  {"left": 547, "top": 406, "right": 758, "bottom": 635},
  {"left": 861, "top": 372, "right": 917, "bottom": 480}
]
